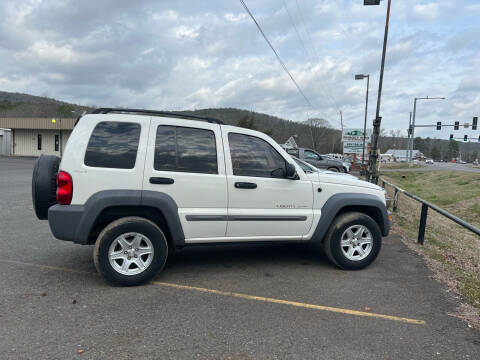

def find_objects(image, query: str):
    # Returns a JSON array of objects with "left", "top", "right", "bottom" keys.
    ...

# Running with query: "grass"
[
  {"left": 384, "top": 171, "right": 480, "bottom": 217},
  {"left": 382, "top": 171, "right": 480, "bottom": 317},
  {"left": 379, "top": 162, "right": 423, "bottom": 170}
]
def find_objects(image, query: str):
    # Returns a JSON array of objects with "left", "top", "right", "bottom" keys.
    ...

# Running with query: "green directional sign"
[{"left": 345, "top": 129, "right": 365, "bottom": 136}]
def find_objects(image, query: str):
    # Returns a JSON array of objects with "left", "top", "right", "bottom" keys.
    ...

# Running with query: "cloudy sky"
[{"left": 1, "top": 0, "right": 479, "bottom": 139}]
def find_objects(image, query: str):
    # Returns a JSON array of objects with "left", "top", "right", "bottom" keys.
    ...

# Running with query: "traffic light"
[
  {"left": 436, "top": 121, "right": 441, "bottom": 130},
  {"left": 450, "top": 134, "right": 454, "bottom": 140},
  {"left": 473, "top": 117, "right": 478, "bottom": 130},
  {"left": 454, "top": 121, "right": 459, "bottom": 130},
  {"left": 464, "top": 135, "right": 468, "bottom": 142},
  {"left": 408, "top": 125, "right": 413, "bottom": 135}
]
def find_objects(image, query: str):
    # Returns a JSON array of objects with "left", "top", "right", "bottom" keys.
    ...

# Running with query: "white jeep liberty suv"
[{"left": 32, "top": 108, "right": 390, "bottom": 286}]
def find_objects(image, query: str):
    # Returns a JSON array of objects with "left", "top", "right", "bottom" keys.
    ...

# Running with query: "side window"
[
  {"left": 154, "top": 126, "right": 217, "bottom": 174},
  {"left": 304, "top": 150, "right": 320, "bottom": 160},
  {"left": 84, "top": 122, "right": 141, "bottom": 169},
  {"left": 228, "top": 133, "right": 286, "bottom": 178}
]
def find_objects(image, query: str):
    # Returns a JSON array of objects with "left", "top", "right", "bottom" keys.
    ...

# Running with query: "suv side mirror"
[{"left": 285, "top": 163, "right": 298, "bottom": 179}]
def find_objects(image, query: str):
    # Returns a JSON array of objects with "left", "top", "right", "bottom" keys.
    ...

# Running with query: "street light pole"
[
  {"left": 355, "top": 74, "right": 370, "bottom": 175},
  {"left": 366, "top": 0, "right": 392, "bottom": 184}
]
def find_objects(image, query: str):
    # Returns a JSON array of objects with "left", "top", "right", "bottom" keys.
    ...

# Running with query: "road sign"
[
  {"left": 283, "top": 136, "right": 298, "bottom": 149},
  {"left": 343, "top": 142, "right": 366, "bottom": 154},
  {"left": 342, "top": 128, "right": 372, "bottom": 142},
  {"left": 342, "top": 129, "right": 372, "bottom": 154}
]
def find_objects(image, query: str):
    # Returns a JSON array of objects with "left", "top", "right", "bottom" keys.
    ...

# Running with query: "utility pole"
[
  {"left": 308, "top": 121, "right": 315, "bottom": 150},
  {"left": 367, "top": 0, "right": 392, "bottom": 184},
  {"left": 339, "top": 110, "right": 344, "bottom": 154},
  {"left": 407, "top": 111, "right": 412, "bottom": 153},
  {"left": 408, "top": 98, "right": 417, "bottom": 163}
]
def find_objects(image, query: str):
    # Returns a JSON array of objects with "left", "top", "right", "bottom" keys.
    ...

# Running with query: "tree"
[
  {"left": 304, "top": 118, "right": 330, "bottom": 151},
  {"left": 447, "top": 140, "right": 459, "bottom": 160},
  {"left": 430, "top": 145, "right": 440, "bottom": 160},
  {"left": 472, "top": 151, "right": 478, "bottom": 162},
  {"left": 389, "top": 129, "right": 404, "bottom": 148},
  {"left": 237, "top": 114, "right": 257, "bottom": 130},
  {"left": 413, "top": 137, "right": 428, "bottom": 155},
  {"left": 57, "top": 104, "right": 74, "bottom": 118}
]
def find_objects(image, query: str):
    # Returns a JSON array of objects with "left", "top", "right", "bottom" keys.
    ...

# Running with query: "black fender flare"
[
  {"left": 311, "top": 193, "right": 390, "bottom": 243},
  {"left": 49, "top": 190, "right": 185, "bottom": 245}
]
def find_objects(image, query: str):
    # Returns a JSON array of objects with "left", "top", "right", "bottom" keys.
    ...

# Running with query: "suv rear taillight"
[{"left": 56, "top": 171, "right": 73, "bottom": 205}]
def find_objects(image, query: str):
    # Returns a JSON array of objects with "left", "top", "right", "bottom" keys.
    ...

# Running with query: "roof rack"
[{"left": 90, "top": 108, "right": 224, "bottom": 125}]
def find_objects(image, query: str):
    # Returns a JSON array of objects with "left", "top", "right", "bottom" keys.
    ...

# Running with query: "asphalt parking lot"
[{"left": 0, "top": 156, "right": 479, "bottom": 359}]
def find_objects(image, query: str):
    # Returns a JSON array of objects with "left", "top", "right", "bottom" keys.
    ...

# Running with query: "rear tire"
[
  {"left": 32, "top": 155, "right": 60, "bottom": 220},
  {"left": 323, "top": 212, "right": 382, "bottom": 270},
  {"left": 93, "top": 217, "right": 168, "bottom": 286}
]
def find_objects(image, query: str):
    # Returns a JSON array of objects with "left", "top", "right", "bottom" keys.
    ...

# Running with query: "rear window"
[
  {"left": 154, "top": 126, "right": 217, "bottom": 174},
  {"left": 84, "top": 121, "right": 141, "bottom": 169}
]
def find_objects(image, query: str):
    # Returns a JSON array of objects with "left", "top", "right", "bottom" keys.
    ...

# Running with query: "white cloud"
[
  {"left": 22, "top": 40, "right": 77, "bottom": 64},
  {"left": 0, "top": 0, "right": 478, "bottom": 137}
]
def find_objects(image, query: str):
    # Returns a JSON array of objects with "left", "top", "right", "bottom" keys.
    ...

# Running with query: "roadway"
[{"left": 0, "top": 157, "right": 478, "bottom": 359}]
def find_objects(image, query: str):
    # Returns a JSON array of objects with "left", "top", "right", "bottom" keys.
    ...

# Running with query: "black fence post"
[
  {"left": 393, "top": 188, "right": 398, "bottom": 211},
  {"left": 418, "top": 204, "right": 428, "bottom": 245},
  {"left": 382, "top": 180, "right": 385, "bottom": 189}
]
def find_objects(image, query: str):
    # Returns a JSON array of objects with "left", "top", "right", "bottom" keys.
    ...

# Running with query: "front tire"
[
  {"left": 93, "top": 217, "right": 168, "bottom": 286},
  {"left": 327, "top": 167, "right": 339, "bottom": 172},
  {"left": 323, "top": 212, "right": 381, "bottom": 270}
]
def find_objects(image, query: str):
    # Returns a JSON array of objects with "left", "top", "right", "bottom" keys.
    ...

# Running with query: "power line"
[
  {"left": 293, "top": 0, "right": 346, "bottom": 122},
  {"left": 282, "top": 0, "right": 314, "bottom": 64},
  {"left": 239, "top": 0, "right": 315, "bottom": 110}
]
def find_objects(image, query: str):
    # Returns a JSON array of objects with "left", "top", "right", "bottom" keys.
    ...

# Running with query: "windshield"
[{"left": 293, "top": 157, "right": 317, "bottom": 173}]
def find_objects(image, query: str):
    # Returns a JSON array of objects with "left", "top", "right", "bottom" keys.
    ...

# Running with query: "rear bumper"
[{"left": 48, "top": 204, "right": 86, "bottom": 244}]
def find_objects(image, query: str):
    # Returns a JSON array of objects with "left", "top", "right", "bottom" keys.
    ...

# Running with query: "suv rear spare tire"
[
  {"left": 323, "top": 212, "right": 382, "bottom": 270},
  {"left": 32, "top": 155, "right": 60, "bottom": 220}
]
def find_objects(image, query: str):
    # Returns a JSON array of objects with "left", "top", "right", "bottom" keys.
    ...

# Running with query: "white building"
[
  {"left": 0, "top": 118, "right": 75, "bottom": 157},
  {"left": 385, "top": 149, "right": 424, "bottom": 162}
]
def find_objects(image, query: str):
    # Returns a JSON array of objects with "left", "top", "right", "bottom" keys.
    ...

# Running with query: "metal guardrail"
[{"left": 380, "top": 179, "right": 480, "bottom": 244}]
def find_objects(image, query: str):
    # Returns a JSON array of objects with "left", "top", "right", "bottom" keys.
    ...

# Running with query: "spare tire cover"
[{"left": 32, "top": 155, "right": 61, "bottom": 220}]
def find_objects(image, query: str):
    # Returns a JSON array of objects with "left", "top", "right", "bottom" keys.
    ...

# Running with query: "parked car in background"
[
  {"left": 286, "top": 148, "right": 349, "bottom": 172},
  {"left": 425, "top": 158, "right": 434, "bottom": 164}
]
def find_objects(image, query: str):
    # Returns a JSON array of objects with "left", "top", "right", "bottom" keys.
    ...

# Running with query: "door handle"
[
  {"left": 234, "top": 182, "right": 257, "bottom": 189},
  {"left": 149, "top": 177, "right": 174, "bottom": 185}
]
